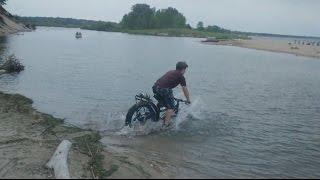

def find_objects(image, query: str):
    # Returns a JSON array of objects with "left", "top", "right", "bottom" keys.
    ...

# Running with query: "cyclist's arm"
[{"left": 182, "top": 86, "right": 191, "bottom": 103}]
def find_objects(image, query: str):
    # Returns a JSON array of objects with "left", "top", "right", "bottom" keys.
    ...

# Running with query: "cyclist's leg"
[
  {"left": 164, "top": 109, "right": 174, "bottom": 126},
  {"left": 153, "top": 85, "right": 166, "bottom": 109},
  {"left": 162, "top": 89, "right": 175, "bottom": 126}
]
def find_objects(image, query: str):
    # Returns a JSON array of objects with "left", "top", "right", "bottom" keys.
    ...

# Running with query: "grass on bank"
[{"left": 121, "top": 28, "right": 249, "bottom": 39}]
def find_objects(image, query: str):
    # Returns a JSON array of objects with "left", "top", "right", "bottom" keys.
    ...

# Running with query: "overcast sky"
[{"left": 5, "top": 0, "right": 320, "bottom": 36}]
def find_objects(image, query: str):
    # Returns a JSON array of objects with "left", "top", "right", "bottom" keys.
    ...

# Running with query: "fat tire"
[{"left": 125, "top": 102, "right": 156, "bottom": 127}]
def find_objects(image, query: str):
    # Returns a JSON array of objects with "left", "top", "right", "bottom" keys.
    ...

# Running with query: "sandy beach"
[{"left": 202, "top": 37, "right": 320, "bottom": 59}]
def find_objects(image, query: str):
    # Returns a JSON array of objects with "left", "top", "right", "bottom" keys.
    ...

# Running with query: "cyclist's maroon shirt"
[{"left": 155, "top": 70, "right": 186, "bottom": 89}]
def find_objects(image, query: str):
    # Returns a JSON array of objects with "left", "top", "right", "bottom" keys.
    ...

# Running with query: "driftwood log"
[{"left": 46, "top": 140, "right": 72, "bottom": 179}]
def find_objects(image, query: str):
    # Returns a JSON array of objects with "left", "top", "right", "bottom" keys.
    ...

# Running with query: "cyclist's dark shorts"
[{"left": 152, "top": 85, "right": 175, "bottom": 109}]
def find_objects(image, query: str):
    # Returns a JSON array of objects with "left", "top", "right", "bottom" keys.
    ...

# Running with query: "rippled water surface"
[{"left": 0, "top": 27, "right": 319, "bottom": 178}]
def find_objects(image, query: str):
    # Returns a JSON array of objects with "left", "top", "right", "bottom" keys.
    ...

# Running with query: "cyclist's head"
[{"left": 176, "top": 61, "right": 188, "bottom": 74}]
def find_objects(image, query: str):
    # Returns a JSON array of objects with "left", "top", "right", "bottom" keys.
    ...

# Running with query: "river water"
[{"left": 0, "top": 27, "right": 319, "bottom": 178}]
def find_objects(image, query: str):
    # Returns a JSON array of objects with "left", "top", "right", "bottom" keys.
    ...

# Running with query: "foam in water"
[{"left": 116, "top": 118, "right": 163, "bottom": 136}]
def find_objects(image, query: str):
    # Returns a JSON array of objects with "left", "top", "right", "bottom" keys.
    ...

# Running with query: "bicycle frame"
[{"left": 135, "top": 93, "right": 187, "bottom": 121}]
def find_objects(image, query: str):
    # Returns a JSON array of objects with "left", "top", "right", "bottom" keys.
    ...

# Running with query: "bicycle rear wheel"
[{"left": 125, "top": 102, "right": 157, "bottom": 127}]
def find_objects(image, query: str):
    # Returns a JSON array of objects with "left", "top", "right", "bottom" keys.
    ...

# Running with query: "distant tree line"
[
  {"left": 81, "top": 21, "right": 121, "bottom": 32},
  {"left": 15, "top": 4, "right": 191, "bottom": 31},
  {"left": 14, "top": 3, "right": 246, "bottom": 38},
  {"left": 121, "top": 4, "right": 187, "bottom": 29},
  {"left": 10, "top": 3, "right": 317, "bottom": 40},
  {"left": 197, "top": 21, "right": 232, "bottom": 33},
  {"left": 15, "top": 16, "right": 121, "bottom": 32},
  {"left": 15, "top": 16, "right": 99, "bottom": 28}
]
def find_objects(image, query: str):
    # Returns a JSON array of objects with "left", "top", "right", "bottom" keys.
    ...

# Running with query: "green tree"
[
  {"left": 197, "top": 21, "right": 204, "bottom": 31},
  {"left": 185, "top": 24, "right": 192, "bottom": 29},
  {"left": 121, "top": 4, "right": 186, "bottom": 29},
  {"left": 154, "top": 7, "right": 186, "bottom": 28},
  {"left": 206, "top": 25, "right": 231, "bottom": 33},
  {"left": 121, "top": 4, "right": 155, "bottom": 29}
]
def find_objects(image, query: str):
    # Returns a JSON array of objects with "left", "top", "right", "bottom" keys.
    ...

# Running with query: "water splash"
[
  {"left": 82, "top": 103, "right": 126, "bottom": 132},
  {"left": 116, "top": 95, "right": 206, "bottom": 136},
  {"left": 116, "top": 120, "right": 162, "bottom": 136},
  {"left": 173, "top": 96, "right": 205, "bottom": 130}
]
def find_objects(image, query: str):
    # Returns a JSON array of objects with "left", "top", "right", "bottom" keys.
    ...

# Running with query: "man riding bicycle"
[{"left": 152, "top": 61, "right": 191, "bottom": 127}]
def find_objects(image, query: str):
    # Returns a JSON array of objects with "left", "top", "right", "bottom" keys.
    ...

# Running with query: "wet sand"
[{"left": 203, "top": 37, "right": 320, "bottom": 59}]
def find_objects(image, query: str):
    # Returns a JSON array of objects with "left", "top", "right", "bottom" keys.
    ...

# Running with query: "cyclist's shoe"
[{"left": 162, "top": 121, "right": 173, "bottom": 130}]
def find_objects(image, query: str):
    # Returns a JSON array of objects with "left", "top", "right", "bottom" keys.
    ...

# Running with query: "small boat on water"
[
  {"left": 201, "top": 37, "right": 219, "bottom": 43},
  {"left": 75, "top": 32, "right": 82, "bottom": 39}
]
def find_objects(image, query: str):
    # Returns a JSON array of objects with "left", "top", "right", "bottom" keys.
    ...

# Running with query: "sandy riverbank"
[
  {"left": 202, "top": 37, "right": 320, "bottom": 59},
  {"left": 0, "top": 91, "right": 101, "bottom": 178},
  {"left": 0, "top": 91, "right": 169, "bottom": 179}
]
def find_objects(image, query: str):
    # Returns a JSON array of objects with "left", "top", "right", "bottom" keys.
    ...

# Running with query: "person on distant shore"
[{"left": 152, "top": 61, "right": 191, "bottom": 127}]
